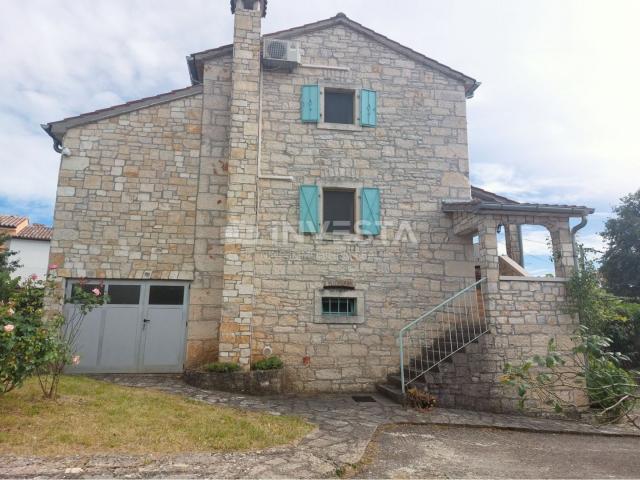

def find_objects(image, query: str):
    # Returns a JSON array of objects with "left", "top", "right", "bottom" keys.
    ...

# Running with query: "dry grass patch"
[{"left": 0, "top": 376, "right": 313, "bottom": 456}]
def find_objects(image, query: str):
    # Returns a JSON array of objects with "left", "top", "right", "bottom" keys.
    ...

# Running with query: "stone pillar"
[
  {"left": 218, "top": 1, "right": 263, "bottom": 368},
  {"left": 504, "top": 224, "right": 523, "bottom": 266},
  {"left": 548, "top": 219, "right": 575, "bottom": 278},
  {"left": 477, "top": 217, "right": 500, "bottom": 292}
]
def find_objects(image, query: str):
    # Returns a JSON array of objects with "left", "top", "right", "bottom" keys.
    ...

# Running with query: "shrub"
[
  {"left": 204, "top": 361, "right": 240, "bottom": 373},
  {"left": 0, "top": 301, "right": 51, "bottom": 394},
  {"left": 252, "top": 356, "right": 283, "bottom": 371}
]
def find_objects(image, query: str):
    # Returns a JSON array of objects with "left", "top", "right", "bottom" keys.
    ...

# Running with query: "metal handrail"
[{"left": 399, "top": 277, "right": 488, "bottom": 393}]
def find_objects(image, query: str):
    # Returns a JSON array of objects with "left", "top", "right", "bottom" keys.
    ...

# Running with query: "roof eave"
[
  {"left": 442, "top": 201, "right": 595, "bottom": 217},
  {"left": 42, "top": 84, "right": 204, "bottom": 151}
]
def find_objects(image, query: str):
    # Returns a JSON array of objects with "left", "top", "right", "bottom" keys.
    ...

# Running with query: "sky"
[{"left": 0, "top": 0, "right": 638, "bottom": 275}]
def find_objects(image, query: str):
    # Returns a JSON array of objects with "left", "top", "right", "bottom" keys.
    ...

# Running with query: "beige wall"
[
  {"left": 48, "top": 94, "right": 203, "bottom": 310},
  {"left": 245, "top": 24, "right": 477, "bottom": 391}
]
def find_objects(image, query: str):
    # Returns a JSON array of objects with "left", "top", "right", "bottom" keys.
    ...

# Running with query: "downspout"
[{"left": 570, "top": 216, "right": 588, "bottom": 271}]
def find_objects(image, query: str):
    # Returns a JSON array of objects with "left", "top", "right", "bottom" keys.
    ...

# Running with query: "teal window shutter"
[
  {"left": 301, "top": 85, "right": 320, "bottom": 123},
  {"left": 360, "top": 187, "right": 381, "bottom": 235},
  {"left": 299, "top": 185, "right": 320, "bottom": 233},
  {"left": 360, "top": 89, "right": 377, "bottom": 127}
]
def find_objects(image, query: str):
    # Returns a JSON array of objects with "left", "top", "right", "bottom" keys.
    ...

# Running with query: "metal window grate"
[{"left": 322, "top": 297, "right": 357, "bottom": 316}]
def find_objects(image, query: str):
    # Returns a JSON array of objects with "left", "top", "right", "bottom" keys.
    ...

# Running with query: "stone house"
[{"left": 43, "top": 0, "right": 593, "bottom": 411}]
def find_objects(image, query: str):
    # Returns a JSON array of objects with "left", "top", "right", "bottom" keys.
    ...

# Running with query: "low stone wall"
[
  {"left": 423, "top": 278, "right": 589, "bottom": 414},
  {"left": 183, "top": 369, "right": 285, "bottom": 395}
]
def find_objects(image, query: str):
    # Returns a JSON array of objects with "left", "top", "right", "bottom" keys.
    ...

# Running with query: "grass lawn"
[{"left": 0, "top": 376, "right": 313, "bottom": 456}]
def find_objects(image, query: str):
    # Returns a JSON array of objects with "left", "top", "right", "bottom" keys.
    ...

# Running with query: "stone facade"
[
  {"left": 45, "top": 3, "right": 590, "bottom": 402},
  {"left": 424, "top": 277, "right": 587, "bottom": 413},
  {"left": 47, "top": 94, "right": 203, "bottom": 316}
]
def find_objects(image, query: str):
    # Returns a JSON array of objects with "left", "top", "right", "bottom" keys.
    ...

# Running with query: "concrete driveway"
[{"left": 355, "top": 424, "right": 640, "bottom": 479}]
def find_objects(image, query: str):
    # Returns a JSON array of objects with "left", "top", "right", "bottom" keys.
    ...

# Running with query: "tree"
[
  {"left": 600, "top": 189, "right": 640, "bottom": 298},
  {"left": 0, "top": 234, "right": 21, "bottom": 303}
]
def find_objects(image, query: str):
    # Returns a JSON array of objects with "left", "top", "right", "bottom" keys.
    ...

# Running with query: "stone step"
[
  {"left": 375, "top": 382, "right": 405, "bottom": 404},
  {"left": 387, "top": 373, "right": 430, "bottom": 389}
]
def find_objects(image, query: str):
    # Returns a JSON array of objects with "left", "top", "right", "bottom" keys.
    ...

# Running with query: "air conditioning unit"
[{"left": 262, "top": 39, "right": 301, "bottom": 69}]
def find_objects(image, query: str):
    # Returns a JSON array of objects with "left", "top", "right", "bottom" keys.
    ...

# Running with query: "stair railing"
[{"left": 399, "top": 278, "right": 488, "bottom": 393}]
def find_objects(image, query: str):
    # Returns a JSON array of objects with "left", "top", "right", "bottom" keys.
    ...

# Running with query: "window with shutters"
[
  {"left": 301, "top": 85, "right": 377, "bottom": 129},
  {"left": 323, "top": 188, "right": 355, "bottom": 233}
]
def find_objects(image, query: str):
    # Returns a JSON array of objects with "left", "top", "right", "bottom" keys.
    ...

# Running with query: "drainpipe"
[{"left": 570, "top": 216, "right": 588, "bottom": 271}]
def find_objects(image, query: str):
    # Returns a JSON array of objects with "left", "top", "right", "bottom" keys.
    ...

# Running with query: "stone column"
[
  {"left": 548, "top": 218, "right": 575, "bottom": 278},
  {"left": 504, "top": 224, "right": 523, "bottom": 266},
  {"left": 218, "top": 3, "right": 263, "bottom": 369}
]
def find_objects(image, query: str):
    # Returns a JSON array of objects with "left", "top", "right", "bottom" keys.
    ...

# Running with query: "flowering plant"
[{"left": 37, "top": 279, "right": 108, "bottom": 399}]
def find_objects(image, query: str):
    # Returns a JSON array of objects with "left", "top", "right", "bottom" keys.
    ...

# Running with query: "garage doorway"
[{"left": 64, "top": 280, "right": 189, "bottom": 373}]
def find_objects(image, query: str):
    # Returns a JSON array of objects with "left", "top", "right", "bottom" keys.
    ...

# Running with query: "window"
[
  {"left": 107, "top": 285, "right": 141, "bottom": 305},
  {"left": 324, "top": 89, "right": 355, "bottom": 124},
  {"left": 322, "top": 297, "right": 357, "bottom": 316},
  {"left": 148, "top": 286, "right": 185, "bottom": 305},
  {"left": 67, "top": 283, "right": 103, "bottom": 299},
  {"left": 323, "top": 189, "right": 355, "bottom": 233}
]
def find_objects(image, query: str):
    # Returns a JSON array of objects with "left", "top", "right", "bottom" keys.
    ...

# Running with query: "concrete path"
[
  {"left": 0, "top": 375, "right": 637, "bottom": 479},
  {"left": 355, "top": 424, "right": 640, "bottom": 478}
]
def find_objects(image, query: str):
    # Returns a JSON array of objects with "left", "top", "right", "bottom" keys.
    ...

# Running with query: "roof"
[
  {"left": 187, "top": 13, "right": 479, "bottom": 97},
  {"left": 0, "top": 215, "right": 28, "bottom": 228},
  {"left": 12, "top": 224, "right": 53, "bottom": 241},
  {"left": 470, "top": 186, "right": 518, "bottom": 205},
  {"left": 447, "top": 187, "right": 594, "bottom": 216},
  {"left": 42, "top": 84, "right": 203, "bottom": 149}
]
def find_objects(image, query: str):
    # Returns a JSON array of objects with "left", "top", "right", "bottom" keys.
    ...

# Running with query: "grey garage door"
[{"left": 64, "top": 280, "right": 188, "bottom": 373}]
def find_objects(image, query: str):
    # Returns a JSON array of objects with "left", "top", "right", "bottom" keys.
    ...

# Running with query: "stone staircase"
[{"left": 376, "top": 327, "right": 482, "bottom": 404}]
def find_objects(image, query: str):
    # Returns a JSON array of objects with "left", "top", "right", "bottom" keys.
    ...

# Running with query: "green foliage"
[
  {"left": 601, "top": 301, "right": 640, "bottom": 369},
  {"left": 0, "top": 234, "right": 20, "bottom": 303},
  {"left": 565, "top": 245, "right": 624, "bottom": 334},
  {"left": 252, "top": 356, "right": 283, "bottom": 370},
  {"left": 502, "top": 326, "right": 639, "bottom": 423},
  {"left": 0, "top": 270, "right": 108, "bottom": 399},
  {"left": 0, "top": 276, "right": 54, "bottom": 394},
  {"left": 600, "top": 189, "right": 640, "bottom": 298},
  {"left": 204, "top": 361, "right": 240, "bottom": 373}
]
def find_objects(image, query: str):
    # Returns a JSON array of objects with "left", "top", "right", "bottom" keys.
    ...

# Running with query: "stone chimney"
[{"left": 218, "top": 0, "right": 265, "bottom": 368}]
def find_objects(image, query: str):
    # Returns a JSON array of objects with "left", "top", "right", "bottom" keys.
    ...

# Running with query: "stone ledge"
[
  {"left": 183, "top": 368, "right": 285, "bottom": 395},
  {"left": 500, "top": 276, "right": 568, "bottom": 283}
]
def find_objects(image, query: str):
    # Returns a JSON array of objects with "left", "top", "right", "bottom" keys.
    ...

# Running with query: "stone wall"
[
  {"left": 188, "top": 57, "right": 233, "bottom": 367},
  {"left": 247, "top": 23, "right": 477, "bottom": 391},
  {"left": 424, "top": 278, "right": 587, "bottom": 413},
  {"left": 47, "top": 94, "right": 203, "bottom": 334}
]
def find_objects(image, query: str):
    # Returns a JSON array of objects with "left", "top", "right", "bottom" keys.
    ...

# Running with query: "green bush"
[
  {"left": 204, "top": 361, "right": 240, "bottom": 373},
  {"left": 586, "top": 356, "right": 637, "bottom": 419},
  {"left": 602, "top": 301, "right": 640, "bottom": 369},
  {"left": 1, "top": 290, "right": 53, "bottom": 395},
  {"left": 252, "top": 356, "right": 283, "bottom": 371}
]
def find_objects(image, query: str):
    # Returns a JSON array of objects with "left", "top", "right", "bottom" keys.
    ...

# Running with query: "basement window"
[
  {"left": 321, "top": 297, "right": 357, "bottom": 316},
  {"left": 324, "top": 89, "right": 355, "bottom": 124}
]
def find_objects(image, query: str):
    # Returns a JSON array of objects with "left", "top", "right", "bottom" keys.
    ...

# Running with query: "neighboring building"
[
  {"left": 0, "top": 215, "right": 52, "bottom": 280},
  {"left": 42, "top": 1, "right": 593, "bottom": 411}
]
